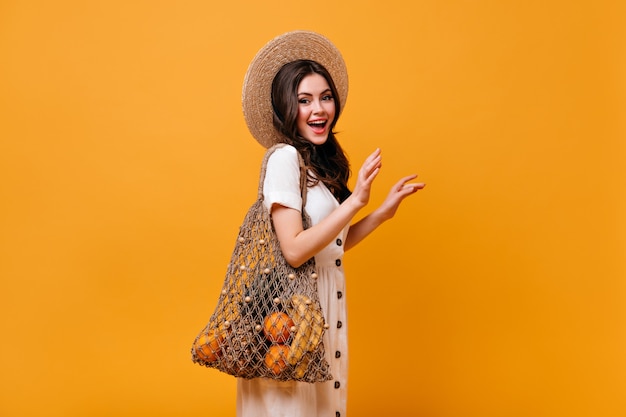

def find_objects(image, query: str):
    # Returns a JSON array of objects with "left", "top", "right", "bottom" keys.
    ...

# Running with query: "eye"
[
  {"left": 322, "top": 94, "right": 334, "bottom": 101},
  {"left": 298, "top": 98, "right": 310, "bottom": 104}
]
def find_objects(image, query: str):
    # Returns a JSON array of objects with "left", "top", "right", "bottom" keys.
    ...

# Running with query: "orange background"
[{"left": 1, "top": 1, "right": 624, "bottom": 416}]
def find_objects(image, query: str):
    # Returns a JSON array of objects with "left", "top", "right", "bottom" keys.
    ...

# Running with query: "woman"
[{"left": 237, "top": 31, "right": 425, "bottom": 417}]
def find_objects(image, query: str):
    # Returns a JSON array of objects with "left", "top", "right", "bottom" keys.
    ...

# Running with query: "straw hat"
[{"left": 242, "top": 30, "right": 349, "bottom": 148}]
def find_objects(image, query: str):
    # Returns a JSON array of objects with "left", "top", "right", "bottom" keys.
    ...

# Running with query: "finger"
[
  {"left": 393, "top": 175, "right": 417, "bottom": 191},
  {"left": 361, "top": 157, "right": 382, "bottom": 179},
  {"left": 364, "top": 167, "right": 381, "bottom": 185},
  {"left": 406, "top": 183, "right": 426, "bottom": 192},
  {"left": 398, "top": 174, "right": 418, "bottom": 184},
  {"left": 363, "top": 148, "right": 382, "bottom": 167},
  {"left": 393, "top": 184, "right": 424, "bottom": 199},
  {"left": 395, "top": 182, "right": 425, "bottom": 196},
  {"left": 369, "top": 158, "right": 382, "bottom": 174},
  {"left": 368, "top": 148, "right": 381, "bottom": 159},
  {"left": 366, "top": 153, "right": 382, "bottom": 168}
]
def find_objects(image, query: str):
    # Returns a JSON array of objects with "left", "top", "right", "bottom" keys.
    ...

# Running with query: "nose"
[{"left": 312, "top": 99, "right": 324, "bottom": 114}]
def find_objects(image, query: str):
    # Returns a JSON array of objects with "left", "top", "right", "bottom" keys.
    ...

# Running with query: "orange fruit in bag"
[
  {"left": 193, "top": 330, "right": 224, "bottom": 363},
  {"left": 263, "top": 312, "right": 294, "bottom": 344},
  {"left": 264, "top": 344, "right": 290, "bottom": 375}
]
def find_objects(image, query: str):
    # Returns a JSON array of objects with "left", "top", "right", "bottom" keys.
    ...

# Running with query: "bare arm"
[
  {"left": 272, "top": 148, "right": 382, "bottom": 267},
  {"left": 272, "top": 148, "right": 425, "bottom": 266}
]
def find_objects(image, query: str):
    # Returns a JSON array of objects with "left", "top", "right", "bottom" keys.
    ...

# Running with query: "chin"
[{"left": 305, "top": 135, "right": 329, "bottom": 146}]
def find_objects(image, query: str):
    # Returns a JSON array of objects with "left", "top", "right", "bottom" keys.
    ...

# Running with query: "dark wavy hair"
[{"left": 271, "top": 59, "right": 351, "bottom": 202}]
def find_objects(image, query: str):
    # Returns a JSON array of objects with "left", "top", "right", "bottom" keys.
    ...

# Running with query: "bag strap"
[{"left": 257, "top": 143, "right": 309, "bottom": 207}]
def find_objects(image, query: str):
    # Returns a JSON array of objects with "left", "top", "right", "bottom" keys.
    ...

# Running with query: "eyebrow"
[{"left": 297, "top": 88, "right": 332, "bottom": 96}]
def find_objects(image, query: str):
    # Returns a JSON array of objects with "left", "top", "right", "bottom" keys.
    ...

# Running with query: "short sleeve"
[{"left": 262, "top": 145, "right": 302, "bottom": 212}]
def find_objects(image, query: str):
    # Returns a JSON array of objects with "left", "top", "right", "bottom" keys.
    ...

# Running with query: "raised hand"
[
  {"left": 376, "top": 174, "right": 425, "bottom": 221},
  {"left": 349, "top": 148, "right": 382, "bottom": 209}
]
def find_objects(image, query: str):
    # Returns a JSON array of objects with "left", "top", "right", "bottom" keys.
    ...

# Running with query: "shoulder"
[
  {"left": 262, "top": 144, "right": 303, "bottom": 210},
  {"left": 265, "top": 144, "right": 299, "bottom": 170},
  {"left": 266, "top": 144, "right": 298, "bottom": 161}
]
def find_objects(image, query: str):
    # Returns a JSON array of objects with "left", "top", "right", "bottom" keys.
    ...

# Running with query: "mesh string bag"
[{"left": 191, "top": 144, "right": 332, "bottom": 382}]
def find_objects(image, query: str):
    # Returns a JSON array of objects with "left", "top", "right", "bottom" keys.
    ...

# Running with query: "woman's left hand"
[
  {"left": 343, "top": 173, "right": 425, "bottom": 251},
  {"left": 377, "top": 174, "right": 425, "bottom": 221}
]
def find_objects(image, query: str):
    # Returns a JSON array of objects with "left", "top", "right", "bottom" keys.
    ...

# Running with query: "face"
[{"left": 296, "top": 73, "right": 336, "bottom": 145}]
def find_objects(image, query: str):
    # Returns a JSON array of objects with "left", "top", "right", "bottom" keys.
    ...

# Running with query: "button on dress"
[{"left": 237, "top": 145, "right": 349, "bottom": 417}]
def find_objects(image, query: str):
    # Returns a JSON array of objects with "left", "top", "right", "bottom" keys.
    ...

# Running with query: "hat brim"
[{"left": 242, "top": 31, "right": 349, "bottom": 148}]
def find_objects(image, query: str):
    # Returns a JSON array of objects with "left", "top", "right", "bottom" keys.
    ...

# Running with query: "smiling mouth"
[{"left": 308, "top": 120, "right": 327, "bottom": 131}]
